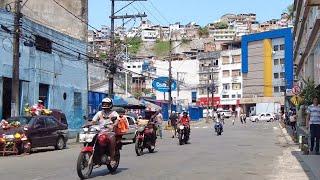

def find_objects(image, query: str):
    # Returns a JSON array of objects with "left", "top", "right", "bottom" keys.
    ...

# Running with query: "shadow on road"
[
  {"left": 291, "top": 151, "right": 318, "bottom": 180},
  {"left": 90, "top": 167, "right": 129, "bottom": 178}
]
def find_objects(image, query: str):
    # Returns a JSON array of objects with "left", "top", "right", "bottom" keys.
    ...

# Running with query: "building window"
[
  {"left": 231, "top": 69, "right": 241, "bottom": 77},
  {"left": 274, "top": 73, "right": 279, "bottom": 79},
  {"left": 280, "top": 72, "right": 285, "bottom": 78},
  {"left": 223, "top": 70, "right": 230, "bottom": 77},
  {"left": 222, "top": 95, "right": 229, "bottom": 99},
  {"left": 274, "top": 86, "right": 280, "bottom": 93},
  {"left": 223, "top": 83, "right": 230, "bottom": 90},
  {"left": 280, "top": 58, "right": 285, "bottom": 65},
  {"left": 74, "top": 92, "right": 82, "bottom": 107},
  {"left": 213, "top": 59, "right": 219, "bottom": 66},
  {"left": 232, "top": 55, "right": 241, "bottom": 63},
  {"left": 280, "top": 44, "right": 285, "bottom": 51},
  {"left": 232, "top": 94, "right": 236, "bottom": 98},
  {"left": 232, "top": 83, "right": 241, "bottom": 90},
  {"left": 237, "top": 94, "right": 241, "bottom": 98},
  {"left": 127, "top": 66, "right": 131, "bottom": 68},
  {"left": 280, "top": 86, "right": 286, "bottom": 92},
  {"left": 138, "top": 65, "right": 141, "bottom": 68},
  {"left": 273, "top": 45, "right": 279, "bottom": 51},
  {"left": 35, "top": 35, "right": 52, "bottom": 53},
  {"left": 222, "top": 56, "right": 229, "bottom": 65},
  {"left": 132, "top": 66, "right": 136, "bottom": 68},
  {"left": 274, "top": 59, "right": 279, "bottom": 65}
]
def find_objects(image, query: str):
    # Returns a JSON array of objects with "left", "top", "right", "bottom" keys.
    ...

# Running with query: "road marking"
[
  {"left": 273, "top": 127, "right": 279, "bottom": 130},
  {"left": 194, "top": 127, "right": 199, "bottom": 129},
  {"left": 202, "top": 126, "right": 208, "bottom": 129}
]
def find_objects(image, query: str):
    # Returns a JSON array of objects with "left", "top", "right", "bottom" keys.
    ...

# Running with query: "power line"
[
  {"left": 51, "top": 0, "right": 99, "bottom": 31},
  {"left": 148, "top": 0, "right": 170, "bottom": 25}
]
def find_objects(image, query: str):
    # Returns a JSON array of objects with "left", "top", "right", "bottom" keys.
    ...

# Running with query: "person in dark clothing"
[{"left": 169, "top": 111, "right": 178, "bottom": 138}]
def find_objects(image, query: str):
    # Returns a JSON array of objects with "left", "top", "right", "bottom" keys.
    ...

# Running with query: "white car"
[
  {"left": 219, "top": 110, "right": 232, "bottom": 118},
  {"left": 250, "top": 113, "right": 276, "bottom": 122},
  {"left": 122, "top": 115, "right": 138, "bottom": 142}
]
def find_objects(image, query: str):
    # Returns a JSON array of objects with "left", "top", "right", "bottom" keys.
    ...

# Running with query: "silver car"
[{"left": 122, "top": 115, "right": 138, "bottom": 142}]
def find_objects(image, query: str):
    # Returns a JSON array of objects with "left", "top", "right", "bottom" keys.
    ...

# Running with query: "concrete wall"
[
  {"left": 243, "top": 41, "right": 264, "bottom": 98},
  {"left": 0, "top": 0, "right": 88, "bottom": 41},
  {"left": 0, "top": 9, "right": 88, "bottom": 129}
]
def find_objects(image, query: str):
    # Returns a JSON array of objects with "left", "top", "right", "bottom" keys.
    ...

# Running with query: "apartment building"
[
  {"left": 293, "top": 0, "right": 320, "bottom": 88},
  {"left": 197, "top": 51, "right": 221, "bottom": 106},
  {"left": 219, "top": 47, "right": 242, "bottom": 109},
  {"left": 240, "top": 28, "right": 293, "bottom": 113}
]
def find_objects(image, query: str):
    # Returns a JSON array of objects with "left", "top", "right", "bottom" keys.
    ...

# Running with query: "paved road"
[{"left": 0, "top": 121, "right": 311, "bottom": 180}]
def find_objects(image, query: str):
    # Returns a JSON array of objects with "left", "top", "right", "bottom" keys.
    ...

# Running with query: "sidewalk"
[{"left": 280, "top": 123, "right": 320, "bottom": 180}]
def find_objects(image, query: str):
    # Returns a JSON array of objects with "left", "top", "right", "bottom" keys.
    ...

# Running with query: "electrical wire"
[{"left": 51, "top": 0, "right": 99, "bottom": 31}]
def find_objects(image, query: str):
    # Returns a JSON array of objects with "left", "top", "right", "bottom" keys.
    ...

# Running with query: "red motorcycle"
[
  {"left": 76, "top": 125, "right": 121, "bottom": 179},
  {"left": 135, "top": 122, "right": 156, "bottom": 156}
]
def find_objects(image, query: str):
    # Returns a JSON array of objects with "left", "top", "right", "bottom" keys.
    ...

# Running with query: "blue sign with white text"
[{"left": 152, "top": 77, "right": 177, "bottom": 92}]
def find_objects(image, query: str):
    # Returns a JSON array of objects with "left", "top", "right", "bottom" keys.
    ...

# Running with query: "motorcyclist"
[
  {"left": 178, "top": 111, "right": 191, "bottom": 135},
  {"left": 92, "top": 97, "right": 119, "bottom": 161}
]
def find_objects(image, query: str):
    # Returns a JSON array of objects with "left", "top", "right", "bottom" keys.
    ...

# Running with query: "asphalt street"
[{"left": 0, "top": 120, "right": 311, "bottom": 180}]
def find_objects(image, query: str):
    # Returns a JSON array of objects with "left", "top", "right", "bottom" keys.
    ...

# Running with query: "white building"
[
  {"left": 153, "top": 59, "right": 199, "bottom": 106},
  {"left": 219, "top": 49, "right": 242, "bottom": 109},
  {"left": 208, "top": 28, "right": 236, "bottom": 41}
]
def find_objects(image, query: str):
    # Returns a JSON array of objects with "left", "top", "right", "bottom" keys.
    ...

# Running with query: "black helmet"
[
  {"left": 101, "top": 98, "right": 113, "bottom": 109},
  {"left": 183, "top": 111, "right": 188, "bottom": 116}
]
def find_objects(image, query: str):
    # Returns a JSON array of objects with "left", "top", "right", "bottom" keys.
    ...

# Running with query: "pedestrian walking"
[
  {"left": 169, "top": 111, "right": 178, "bottom": 138},
  {"left": 307, "top": 97, "right": 320, "bottom": 155},
  {"left": 289, "top": 111, "right": 297, "bottom": 132},
  {"left": 155, "top": 110, "right": 163, "bottom": 139}
]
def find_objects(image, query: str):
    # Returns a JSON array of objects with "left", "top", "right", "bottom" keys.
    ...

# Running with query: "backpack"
[{"left": 115, "top": 116, "right": 129, "bottom": 134}]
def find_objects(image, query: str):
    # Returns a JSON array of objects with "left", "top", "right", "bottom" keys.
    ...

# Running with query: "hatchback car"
[
  {"left": 0, "top": 113, "right": 68, "bottom": 153},
  {"left": 250, "top": 113, "right": 275, "bottom": 122}
]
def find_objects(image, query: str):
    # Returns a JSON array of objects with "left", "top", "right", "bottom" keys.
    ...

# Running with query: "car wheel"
[
  {"left": 55, "top": 136, "right": 65, "bottom": 150},
  {"left": 269, "top": 118, "right": 273, "bottom": 122}
]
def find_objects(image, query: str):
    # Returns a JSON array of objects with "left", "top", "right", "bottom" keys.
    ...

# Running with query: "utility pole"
[
  {"left": 168, "top": 39, "right": 172, "bottom": 114},
  {"left": 109, "top": 0, "right": 147, "bottom": 97},
  {"left": 11, "top": 0, "right": 22, "bottom": 116}
]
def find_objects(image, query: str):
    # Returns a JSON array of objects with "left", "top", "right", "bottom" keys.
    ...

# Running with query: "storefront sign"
[{"left": 152, "top": 77, "right": 177, "bottom": 92}]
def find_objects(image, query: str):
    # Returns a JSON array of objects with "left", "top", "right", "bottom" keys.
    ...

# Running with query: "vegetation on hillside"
[
  {"left": 198, "top": 27, "right": 209, "bottom": 38},
  {"left": 126, "top": 37, "right": 142, "bottom": 54},
  {"left": 214, "top": 21, "right": 228, "bottom": 29},
  {"left": 153, "top": 39, "right": 171, "bottom": 57}
]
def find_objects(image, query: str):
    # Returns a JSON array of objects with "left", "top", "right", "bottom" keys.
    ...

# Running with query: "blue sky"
[{"left": 89, "top": 0, "right": 293, "bottom": 29}]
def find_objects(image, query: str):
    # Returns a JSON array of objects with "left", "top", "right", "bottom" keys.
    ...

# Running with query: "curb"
[{"left": 278, "top": 123, "right": 296, "bottom": 145}]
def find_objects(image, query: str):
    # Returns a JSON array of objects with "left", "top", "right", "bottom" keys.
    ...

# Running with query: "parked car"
[
  {"left": 250, "top": 113, "right": 276, "bottom": 122},
  {"left": 122, "top": 115, "right": 138, "bottom": 143},
  {"left": 218, "top": 110, "right": 232, "bottom": 118},
  {"left": 0, "top": 113, "right": 69, "bottom": 154}
]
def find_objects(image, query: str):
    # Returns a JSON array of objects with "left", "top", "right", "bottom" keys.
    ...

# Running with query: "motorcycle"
[
  {"left": 177, "top": 124, "right": 190, "bottom": 145},
  {"left": 135, "top": 122, "right": 156, "bottom": 156},
  {"left": 214, "top": 121, "right": 223, "bottom": 136},
  {"left": 76, "top": 124, "right": 121, "bottom": 179}
]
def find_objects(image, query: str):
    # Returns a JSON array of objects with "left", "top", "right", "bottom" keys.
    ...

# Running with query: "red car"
[{"left": 0, "top": 110, "right": 68, "bottom": 154}]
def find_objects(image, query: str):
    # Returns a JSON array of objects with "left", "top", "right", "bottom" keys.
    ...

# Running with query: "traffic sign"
[
  {"left": 290, "top": 95, "right": 302, "bottom": 106},
  {"left": 152, "top": 77, "right": 177, "bottom": 92},
  {"left": 292, "top": 85, "right": 301, "bottom": 95}
]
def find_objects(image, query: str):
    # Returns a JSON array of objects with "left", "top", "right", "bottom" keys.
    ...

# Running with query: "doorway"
[
  {"left": 2, "top": 78, "right": 12, "bottom": 119},
  {"left": 39, "top": 83, "right": 49, "bottom": 107}
]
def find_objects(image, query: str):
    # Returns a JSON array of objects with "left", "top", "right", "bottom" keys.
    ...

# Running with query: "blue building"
[{"left": 0, "top": 9, "right": 88, "bottom": 129}]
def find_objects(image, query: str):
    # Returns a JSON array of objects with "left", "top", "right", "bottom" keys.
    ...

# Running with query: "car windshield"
[{"left": 6, "top": 117, "right": 34, "bottom": 126}]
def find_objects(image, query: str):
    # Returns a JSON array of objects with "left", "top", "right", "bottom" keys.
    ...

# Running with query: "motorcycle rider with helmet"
[
  {"left": 92, "top": 97, "right": 119, "bottom": 161},
  {"left": 178, "top": 111, "right": 191, "bottom": 137}
]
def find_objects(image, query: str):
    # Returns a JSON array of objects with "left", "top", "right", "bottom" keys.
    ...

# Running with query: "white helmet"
[{"left": 101, "top": 97, "right": 113, "bottom": 109}]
